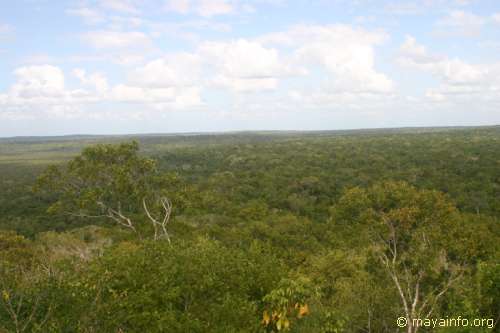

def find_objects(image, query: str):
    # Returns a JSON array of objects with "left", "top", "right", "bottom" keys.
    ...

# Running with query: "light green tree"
[
  {"left": 332, "top": 182, "right": 464, "bottom": 333},
  {"left": 35, "top": 141, "right": 173, "bottom": 242}
]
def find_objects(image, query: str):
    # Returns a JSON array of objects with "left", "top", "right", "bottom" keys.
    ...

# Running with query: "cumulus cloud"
[
  {"left": 398, "top": 36, "right": 500, "bottom": 102},
  {"left": 10, "top": 65, "right": 66, "bottom": 100},
  {"left": 198, "top": 39, "right": 299, "bottom": 92},
  {"left": 399, "top": 36, "right": 485, "bottom": 84},
  {"left": 200, "top": 40, "right": 287, "bottom": 78},
  {"left": 0, "top": 65, "right": 103, "bottom": 120},
  {"left": 399, "top": 36, "right": 441, "bottom": 64},
  {"left": 0, "top": 63, "right": 202, "bottom": 120},
  {"left": 1, "top": 20, "right": 401, "bottom": 120},
  {"left": 129, "top": 53, "right": 201, "bottom": 88},
  {"left": 73, "top": 69, "right": 109, "bottom": 93},
  {"left": 108, "top": 53, "right": 204, "bottom": 108},
  {"left": 260, "top": 24, "right": 394, "bottom": 94}
]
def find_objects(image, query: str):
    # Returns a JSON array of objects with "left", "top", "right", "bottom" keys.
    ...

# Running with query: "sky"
[{"left": 0, "top": 0, "right": 500, "bottom": 136}]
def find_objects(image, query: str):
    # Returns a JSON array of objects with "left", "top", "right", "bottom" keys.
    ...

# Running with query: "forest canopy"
[{"left": 0, "top": 127, "right": 498, "bottom": 332}]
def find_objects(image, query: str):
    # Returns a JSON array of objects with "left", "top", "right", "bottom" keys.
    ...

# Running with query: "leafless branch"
[{"left": 143, "top": 196, "right": 172, "bottom": 243}]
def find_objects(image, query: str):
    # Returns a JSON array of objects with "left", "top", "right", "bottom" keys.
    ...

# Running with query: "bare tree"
[
  {"left": 333, "top": 182, "right": 464, "bottom": 333},
  {"left": 375, "top": 217, "right": 463, "bottom": 333},
  {"left": 143, "top": 196, "right": 172, "bottom": 243}
]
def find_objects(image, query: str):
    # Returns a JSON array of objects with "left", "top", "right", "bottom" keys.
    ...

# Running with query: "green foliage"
[
  {"left": 35, "top": 141, "right": 155, "bottom": 215},
  {"left": 330, "top": 182, "right": 467, "bottom": 333},
  {"left": 262, "top": 276, "right": 317, "bottom": 332},
  {"left": 45, "top": 238, "right": 286, "bottom": 332},
  {"left": 0, "top": 232, "right": 54, "bottom": 333},
  {"left": 0, "top": 128, "right": 499, "bottom": 332},
  {"left": 34, "top": 141, "right": 181, "bottom": 240}
]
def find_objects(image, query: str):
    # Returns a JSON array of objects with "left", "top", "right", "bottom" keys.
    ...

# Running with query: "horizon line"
[{"left": 1, "top": 124, "right": 499, "bottom": 140}]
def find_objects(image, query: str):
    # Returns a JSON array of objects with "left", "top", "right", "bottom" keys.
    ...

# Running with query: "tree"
[
  {"left": 261, "top": 276, "right": 316, "bottom": 332},
  {"left": 35, "top": 141, "right": 173, "bottom": 242},
  {"left": 0, "top": 231, "right": 53, "bottom": 333},
  {"left": 332, "top": 182, "right": 464, "bottom": 333},
  {"left": 56, "top": 238, "right": 286, "bottom": 333}
]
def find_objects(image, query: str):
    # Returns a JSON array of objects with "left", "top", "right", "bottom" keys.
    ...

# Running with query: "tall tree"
[
  {"left": 35, "top": 141, "right": 173, "bottom": 241},
  {"left": 332, "top": 182, "right": 464, "bottom": 333}
]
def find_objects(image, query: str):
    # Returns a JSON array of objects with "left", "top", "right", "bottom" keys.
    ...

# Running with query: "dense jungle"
[{"left": 0, "top": 127, "right": 499, "bottom": 332}]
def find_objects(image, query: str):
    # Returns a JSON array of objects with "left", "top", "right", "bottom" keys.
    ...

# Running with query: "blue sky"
[{"left": 0, "top": 0, "right": 499, "bottom": 136}]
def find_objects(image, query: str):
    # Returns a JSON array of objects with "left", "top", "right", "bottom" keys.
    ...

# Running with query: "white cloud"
[
  {"left": 81, "top": 30, "right": 152, "bottom": 49},
  {"left": 108, "top": 16, "right": 143, "bottom": 29},
  {"left": 165, "top": 0, "right": 235, "bottom": 17},
  {"left": 66, "top": 7, "right": 104, "bottom": 25},
  {"left": 384, "top": 2, "right": 424, "bottom": 15},
  {"left": 199, "top": 39, "right": 296, "bottom": 92},
  {"left": 111, "top": 84, "right": 173, "bottom": 102},
  {"left": 196, "top": 0, "right": 234, "bottom": 17},
  {"left": 212, "top": 76, "right": 278, "bottom": 92},
  {"left": 11, "top": 65, "right": 65, "bottom": 100},
  {"left": 108, "top": 53, "right": 204, "bottom": 108},
  {"left": 0, "top": 63, "right": 202, "bottom": 120},
  {"left": 68, "top": 54, "right": 145, "bottom": 66},
  {"left": 0, "top": 65, "right": 101, "bottom": 119},
  {"left": 164, "top": 0, "right": 285, "bottom": 18},
  {"left": 200, "top": 39, "right": 290, "bottom": 78},
  {"left": 112, "top": 54, "right": 145, "bottom": 66},
  {"left": 398, "top": 36, "right": 500, "bottom": 102},
  {"left": 111, "top": 84, "right": 202, "bottom": 108},
  {"left": 129, "top": 53, "right": 201, "bottom": 88},
  {"left": 99, "top": 0, "right": 139, "bottom": 14},
  {"left": 260, "top": 24, "right": 393, "bottom": 94},
  {"left": 399, "top": 36, "right": 441, "bottom": 64},
  {"left": 286, "top": 89, "right": 396, "bottom": 111},
  {"left": 382, "top": 0, "right": 476, "bottom": 16},
  {"left": 76, "top": 30, "right": 153, "bottom": 66},
  {"left": 1, "top": 21, "right": 397, "bottom": 120},
  {"left": 165, "top": 0, "right": 191, "bottom": 13},
  {"left": 492, "top": 13, "right": 500, "bottom": 24},
  {"left": 146, "top": 20, "right": 231, "bottom": 44},
  {"left": 73, "top": 69, "right": 109, "bottom": 93},
  {"left": 66, "top": 2, "right": 143, "bottom": 26},
  {"left": 399, "top": 35, "right": 485, "bottom": 84},
  {"left": 435, "top": 10, "right": 486, "bottom": 37},
  {"left": 20, "top": 53, "right": 58, "bottom": 65}
]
